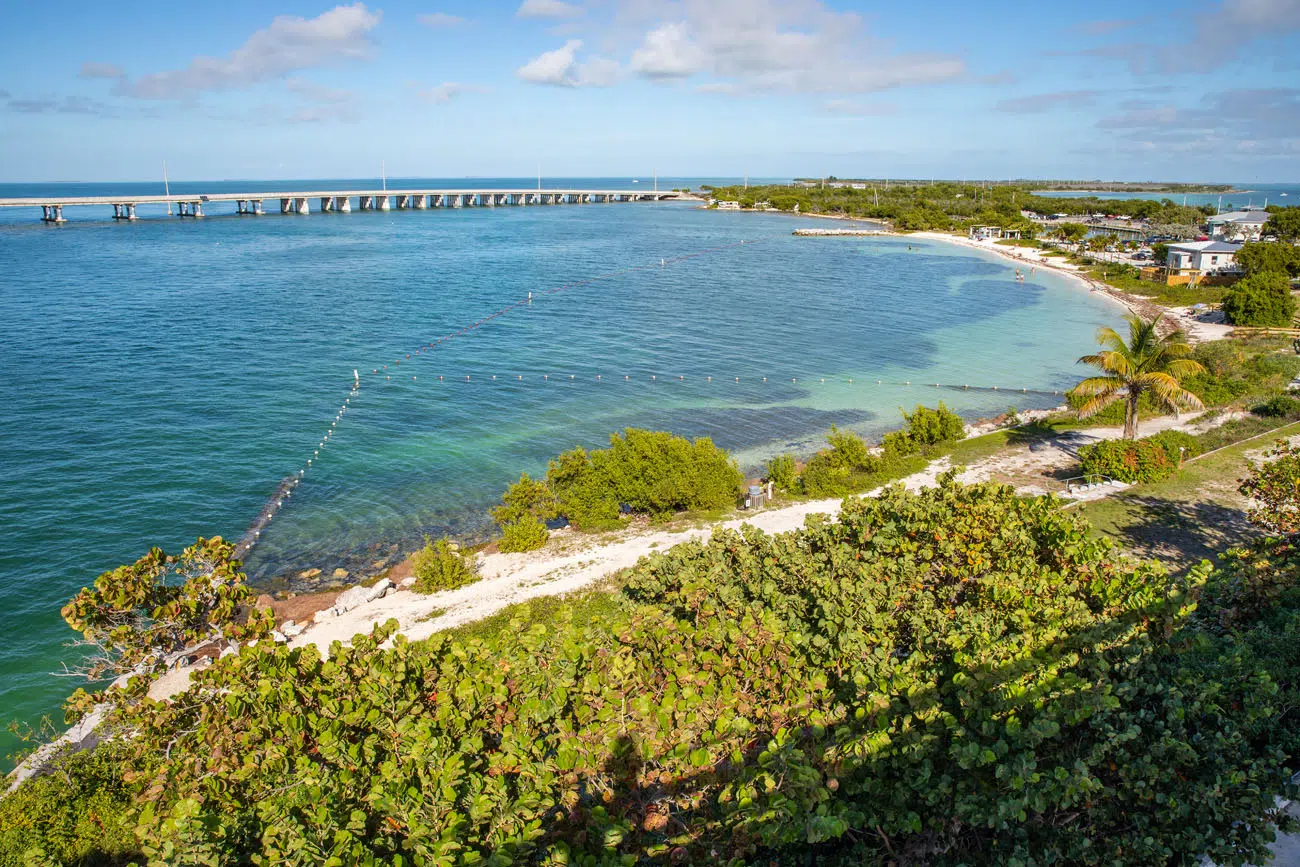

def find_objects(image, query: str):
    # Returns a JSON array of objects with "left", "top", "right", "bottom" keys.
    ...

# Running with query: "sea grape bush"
[
  {"left": 33, "top": 477, "right": 1292, "bottom": 866},
  {"left": 59, "top": 536, "right": 270, "bottom": 719},
  {"left": 492, "top": 473, "right": 555, "bottom": 552},
  {"left": 1240, "top": 439, "right": 1300, "bottom": 537}
]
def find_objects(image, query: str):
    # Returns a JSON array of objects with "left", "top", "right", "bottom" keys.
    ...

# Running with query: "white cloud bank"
[{"left": 517, "top": 39, "right": 618, "bottom": 87}]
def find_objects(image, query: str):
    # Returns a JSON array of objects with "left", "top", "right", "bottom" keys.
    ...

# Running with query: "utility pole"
[
  {"left": 744, "top": 171, "right": 748, "bottom": 190},
  {"left": 382, "top": 160, "right": 387, "bottom": 192},
  {"left": 654, "top": 168, "right": 657, "bottom": 193},
  {"left": 538, "top": 162, "right": 542, "bottom": 192},
  {"left": 163, "top": 160, "right": 171, "bottom": 216}
]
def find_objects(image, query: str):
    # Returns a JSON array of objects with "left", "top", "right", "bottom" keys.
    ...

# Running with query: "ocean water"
[
  {"left": 0, "top": 180, "right": 1122, "bottom": 763},
  {"left": 1035, "top": 182, "right": 1300, "bottom": 209}
]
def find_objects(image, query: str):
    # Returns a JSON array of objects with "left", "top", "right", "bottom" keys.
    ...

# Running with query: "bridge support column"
[
  {"left": 338, "top": 196, "right": 351, "bottom": 213},
  {"left": 112, "top": 203, "right": 137, "bottom": 220},
  {"left": 415, "top": 194, "right": 427, "bottom": 209},
  {"left": 321, "top": 196, "right": 334, "bottom": 212},
  {"left": 295, "top": 197, "right": 309, "bottom": 215},
  {"left": 397, "top": 194, "right": 411, "bottom": 210},
  {"left": 236, "top": 200, "right": 249, "bottom": 215},
  {"left": 281, "top": 198, "right": 292, "bottom": 214},
  {"left": 452, "top": 194, "right": 463, "bottom": 208},
  {"left": 41, "top": 205, "right": 66, "bottom": 223},
  {"left": 252, "top": 199, "right": 264, "bottom": 215},
  {"left": 377, "top": 195, "right": 390, "bottom": 211}
]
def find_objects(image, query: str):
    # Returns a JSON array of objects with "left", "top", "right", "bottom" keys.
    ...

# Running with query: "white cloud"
[
  {"left": 994, "top": 90, "right": 1099, "bottom": 114},
  {"left": 418, "top": 12, "right": 466, "bottom": 27},
  {"left": 619, "top": 0, "right": 964, "bottom": 93},
  {"left": 286, "top": 77, "right": 355, "bottom": 104},
  {"left": 116, "top": 4, "right": 381, "bottom": 99},
  {"left": 516, "top": 39, "right": 618, "bottom": 86},
  {"left": 517, "top": 0, "right": 582, "bottom": 19},
  {"left": 414, "top": 81, "right": 486, "bottom": 103},
  {"left": 78, "top": 62, "right": 125, "bottom": 80},
  {"left": 629, "top": 22, "right": 705, "bottom": 79}
]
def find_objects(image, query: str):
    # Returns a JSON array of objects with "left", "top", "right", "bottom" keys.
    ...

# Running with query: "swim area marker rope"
[{"left": 234, "top": 239, "right": 760, "bottom": 558}]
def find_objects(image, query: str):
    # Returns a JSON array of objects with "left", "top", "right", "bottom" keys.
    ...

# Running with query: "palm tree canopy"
[{"left": 1068, "top": 313, "right": 1205, "bottom": 426}]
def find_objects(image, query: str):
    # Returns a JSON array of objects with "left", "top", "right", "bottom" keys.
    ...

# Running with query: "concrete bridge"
[{"left": 0, "top": 189, "right": 684, "bottom": 223}]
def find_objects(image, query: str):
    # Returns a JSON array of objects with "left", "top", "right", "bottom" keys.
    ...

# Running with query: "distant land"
[{"left": 792, "top": 178, "right": 1237, "bottom": 193}]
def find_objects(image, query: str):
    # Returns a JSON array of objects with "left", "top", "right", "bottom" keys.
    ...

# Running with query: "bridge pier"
[
  {"left": 397, "top": 194, "right": 411, "bottom": 210},
  {"left": 112, "top": 203, "right": 137, "bottom": 220},
  {"left": 252, "top": 199, "right": 264, "bottom": 215},
  {"left": 177, "top": 201, "right": 203, "bottom": 218},
  {"left": 337, "top": 196, "right": 350, "bottom": 213},
  {"left": 320, "top": 196, "right": 336, "bottom": 212},
  {"left": 452, "top": 194, "right": 463, "bottom": 208},
  {"left": 41, "top": 204, "right": 66, "bottom": 223},
  {"left": 236, "top": 199, "right": 251, "bottom": 215},
  {"left": 377, "top": 195, "right": 390, "bottom": 211},
  {"left": 415, "top": 194, "right": 428, "bottom": 210}
]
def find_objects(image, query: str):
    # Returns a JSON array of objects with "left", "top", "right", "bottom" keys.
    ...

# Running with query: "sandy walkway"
[{"left": 289, "top": 410, "right": 1239, "bottom": 661}]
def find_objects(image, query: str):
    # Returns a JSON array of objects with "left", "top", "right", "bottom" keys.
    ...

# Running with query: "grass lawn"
[{"left": 1071, "top": 421, "right": 1300, "bottom": 569}]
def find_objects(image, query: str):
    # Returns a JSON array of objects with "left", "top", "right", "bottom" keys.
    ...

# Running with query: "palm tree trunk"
[{"left": 1125, "top": 392, "right": 1139, "bottom": 440}]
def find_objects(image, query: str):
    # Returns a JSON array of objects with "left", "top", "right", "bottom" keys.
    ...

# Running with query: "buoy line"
[{"left": 235, "top": 240, "right": 760, "bottom": 558}]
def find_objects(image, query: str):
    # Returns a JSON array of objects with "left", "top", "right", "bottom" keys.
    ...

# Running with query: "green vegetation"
[
  {"left": 491, "top": 429, "right": 743, "bottom": 537},
  {"left": 1078, "top": 429, "right": 1197, "bottom": 483},
  {"left": 1236, "top": 240, "right": 1300, "bottom": 278},
  {"left": 1223, "top": 272, "right": 1297, "bottom": 327},
  {"left": 764, "top": 452, "right": 797, "bottom": 490},
  {"left": 1264, "top": 206, "right": 1300, "bottom": 242},
  {"left": 1069, "top": 313, "right": 1205, "bottom": 439},
  {"left": 706, "top": 181, "right": 1213, "bottom": 235},
  {"left": 14, "top": 475, "right": 1300, "bottom": 866},
  {"left": 410, "top": 537, "right": 479, "bottom": 593},
  {"left": 57, "top": 536, "right": 271, "bottom": 722},
  {"left": 800, "top": 425, "right": 882, "bottom": 496},
  {"left": 1254, "top": 394, "right": 1300, "bottom": 418},
  {"left": 0, "top": 744, "right": 140, "bottom": 867}
]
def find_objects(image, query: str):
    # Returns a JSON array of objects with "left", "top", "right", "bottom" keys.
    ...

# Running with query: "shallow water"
[{"left": 0, "top": 188, "right": 1122, "bottom": 761}]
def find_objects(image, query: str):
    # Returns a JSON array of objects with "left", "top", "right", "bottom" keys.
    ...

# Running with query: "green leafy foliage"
[
  {"left": 1236, "top": 240, "right": 1300, "bottom": 278},
  {"left": 499, "top": 514, "right": 550, "bottom": 553},
  {"left": 410, "top": 537, "right": 478, "bottom": 593},
  {"left": 1078, "top": 432, "right": 1192, "bottom": 483},
  {"left": 58, "top": 536, "right": 269, "bottom": 719},
  {"left": 1254, "top": 394, "right": 1300, "bottom": 418},
  {"left": 500, "top": 429, "right": 743, "bottom": 530},
  {"left": 491, "top": 473, "right": 555, "bottom": 551},
  {"left": 45, "top": 477, "right": 1290, "bottom": 866},
  {"left": 1223, "top": 272, "right": 1297, "bottom": 327},
  {"left": 0, "top": 744, "right": 140, "bottom": 867},
  {"left": 764, "top": 453, "right": 797, "bottom": 490},
  {"left": 800, "top": 426, "right": 882, "bottom": 496},
  {"left": 1264, "top": 206, "right": 1300, "bottom": 242},
  {"left": 1239, "top": 439, "right": 1300, "bottom": 536},
  {"left": 1180, "top": 337, "right": 1300, "bottom": 408},
  {"left": 902, "top": 401, "right": 966, "bottom": 447}
]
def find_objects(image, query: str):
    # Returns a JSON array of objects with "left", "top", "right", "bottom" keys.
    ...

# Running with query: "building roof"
[
  {"left": 1168, "top": 240, "right": 1243, "bottom": 253},
  {"left": 1208, "top": 210, "right": 1270, "bottom": 225}
]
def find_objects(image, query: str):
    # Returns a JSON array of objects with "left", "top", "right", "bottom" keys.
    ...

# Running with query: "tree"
[
  {"left": 1056, "top": 222, "right": 1089, "bottom": 243},
  {"left": 1236, "top": 240, "right": 1300, "bottom": 277},
  {"left": 1069, "top": 313, "right": 1205, "bottom": 439},
  {"left": 1222, "top": 272, "right": 1297, "bottom": 327},
  {"left": 59, "top": 537, "right": 271, "bottom": 719},
  {"left": 1264, "top": 206, "right": 1300, "bottom": 241}
]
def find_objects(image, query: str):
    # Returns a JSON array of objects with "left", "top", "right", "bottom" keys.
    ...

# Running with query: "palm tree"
[{"left": 1069, "top": 314, "right": 1206, "bottom": 439}]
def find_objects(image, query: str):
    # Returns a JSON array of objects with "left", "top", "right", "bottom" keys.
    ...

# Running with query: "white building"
[
  {"left": 714, "top": 200, "right": 741, "bottom": 210},
  {"left": 1207, "top": 210, "right": 1270, "bottom": 241},
  {"left": 1165, "top": 240, "right": 1243, "bottom": 274},
  {"left": 968, "top": 226, "right": 1021, "bottom": 241}
]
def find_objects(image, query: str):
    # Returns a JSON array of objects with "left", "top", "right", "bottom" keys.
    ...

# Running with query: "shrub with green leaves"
[
  {"left": 491, "top": 473, "right": 555, "bottom": 551},
  {"left": 55, "top": 477, "right": 1289, "bottom": 866},
  {"left": 0, "top": 745, "right": 140, "bottom": 867},
  {"left": 1253, "top": 394, "right": 1300, "bottom": 419},
  {"left": 1078, "top": 433, "right": 1190, "bottom": 484},
  {"left": 765, "top": 453, "right": 797, "bottom": 490},
  {"left": 514, "top": 429, "right": 743, "bottom": 530},
  {"left": 1223, "top": 272, "right": 1297, "bottom": 327},
  {"left": 800, "top": 426, "right": 882, "bottom": 496},
  {"left": 1145, "top": 428, "right": 1201, "bottom": 461},
  {"left": 409, "top": 536, "right": 478, "bottom": 593},
  {"left": 902, "top": 402, "right": 966, "bottom": 449}
]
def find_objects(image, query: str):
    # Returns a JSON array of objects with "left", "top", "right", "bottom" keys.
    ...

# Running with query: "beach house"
[
  {"left": 968, "top": 226, "right": 1021, "bottom": 241},
  {"left": 1165, "top": 239, "right": 1243, "bottom": 275},
  {"left": 1207, "top": 210, "right": 1270, "bottom": 241}
]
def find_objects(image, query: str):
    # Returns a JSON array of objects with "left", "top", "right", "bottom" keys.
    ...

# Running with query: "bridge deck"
[{"left": 0, "top": 189, "right": 677, "bottom": 207}]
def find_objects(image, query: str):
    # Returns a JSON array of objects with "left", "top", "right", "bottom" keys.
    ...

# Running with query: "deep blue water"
[{"left": 0, "top": 178, "right": 1122, "bottom": 764}]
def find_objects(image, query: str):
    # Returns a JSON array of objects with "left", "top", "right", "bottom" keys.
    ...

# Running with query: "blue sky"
[{"left": 0, "top": 0, "right": 1296, "bottom": 182}]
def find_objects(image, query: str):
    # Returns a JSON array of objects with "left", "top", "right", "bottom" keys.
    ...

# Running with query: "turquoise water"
[{"left": 0, "top": 180, "right": 1122, "bottom": 763}]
